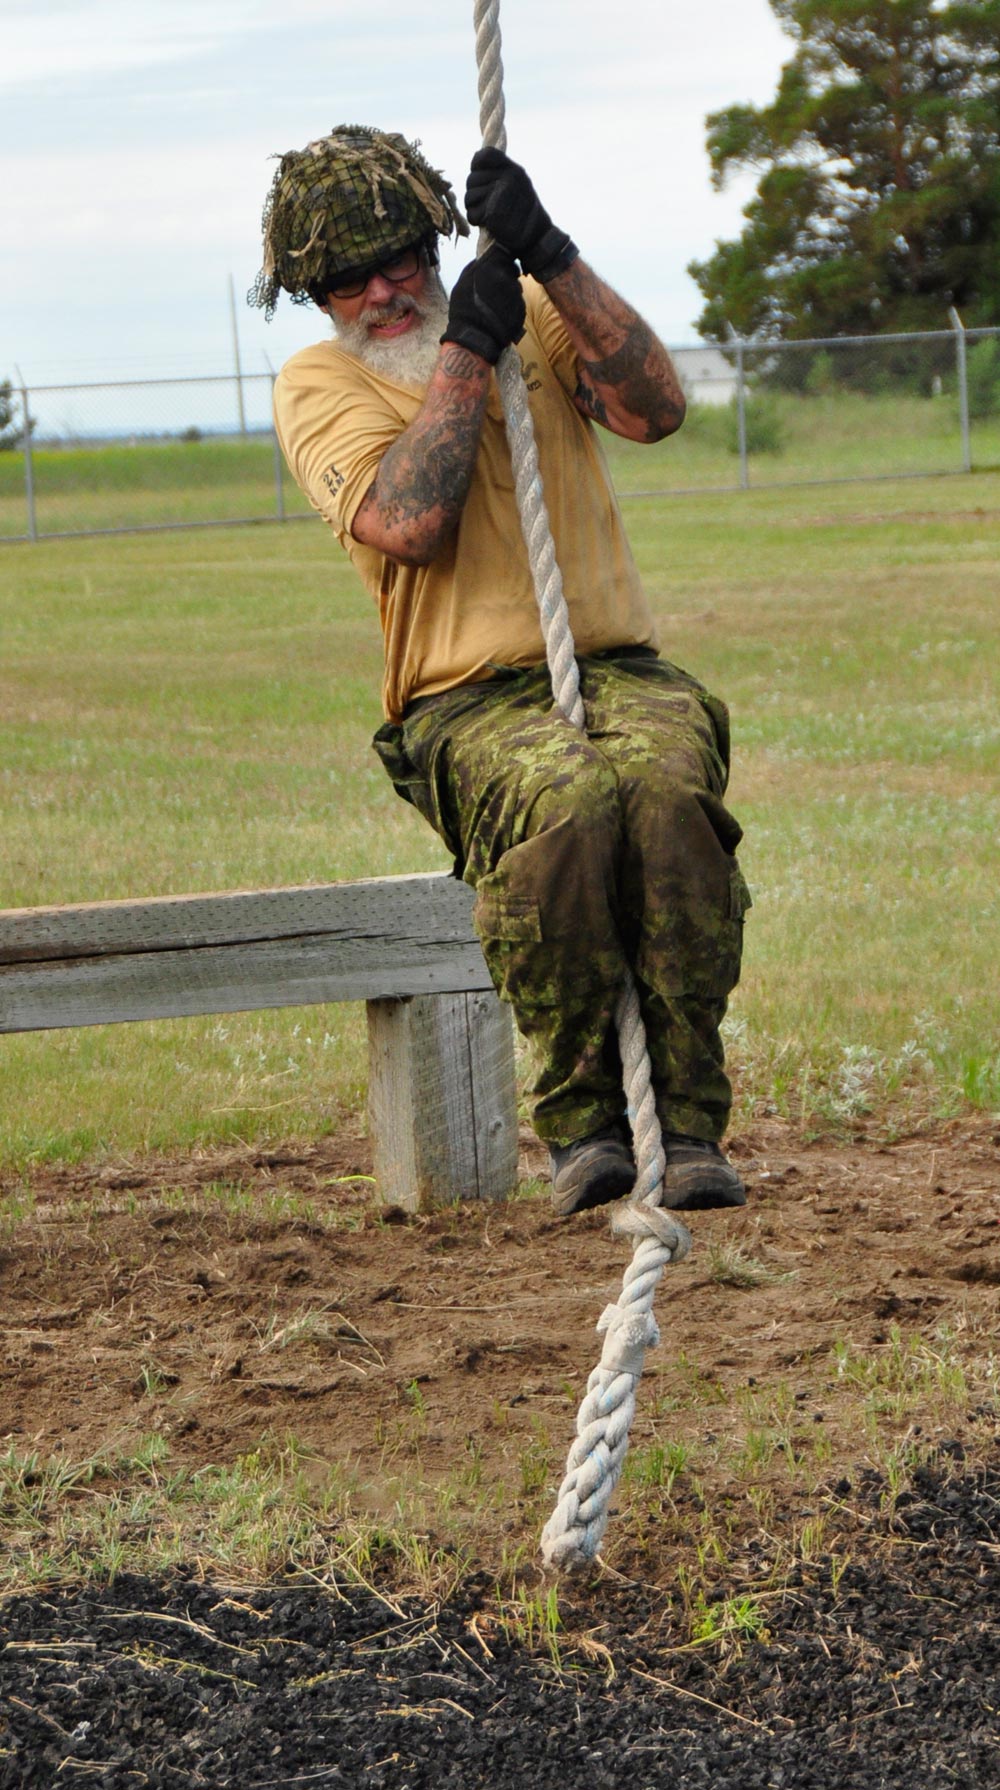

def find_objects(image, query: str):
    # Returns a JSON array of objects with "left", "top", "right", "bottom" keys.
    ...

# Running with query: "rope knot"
[
  {"left": 610, "top": 1201, "right": 693, "bottom": 1261},
  {"left": 595, "top": 1305, "right": 659, "bottom": 1378}
]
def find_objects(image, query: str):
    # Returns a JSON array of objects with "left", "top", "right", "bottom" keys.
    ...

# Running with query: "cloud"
[
  {"left": 2, "top": 0, "right": 791, "bottom": 378},
  {"left": 3, "top": 2, "right": 234, "bottom": 90},
  {"left": 0, "top": 0, "right": 465, "bottom": 93}
]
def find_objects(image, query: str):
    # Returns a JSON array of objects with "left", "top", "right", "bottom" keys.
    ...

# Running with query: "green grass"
[
  {"left": 0, "top": 438, "right": 313, "bottom": 538},
  {"left": 1, "top": 471, "right": 999, "bottom": 1164},
  {"left": 602, "top": 384, "right": 1000, "bottom": 491}
]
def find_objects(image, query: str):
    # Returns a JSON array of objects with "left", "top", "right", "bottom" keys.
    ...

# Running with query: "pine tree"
[
  {"left": 0, "top": 379, "right": 34, "bottom": 451},
  {"left": 0, "top": 379, "right": 21, "bottom": 450},
  {"left": 689, "top": 0, "right": 1000, "bottom": 340}
]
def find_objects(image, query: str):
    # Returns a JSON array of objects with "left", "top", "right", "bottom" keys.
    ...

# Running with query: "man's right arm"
[
  {"left": 351, "top": 246, "right": 526, "bottom": 568},
  {"left": 351, "top": 346, "right": 492, "bottom": 566}
]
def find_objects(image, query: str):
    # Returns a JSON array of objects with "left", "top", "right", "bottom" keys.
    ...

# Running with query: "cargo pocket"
[
  {"left": 717, "top": 859, "right": 752, "bottom": 993},
  {"left": 698, "top": 787, "right": 744, "bottom": 854},
  {"left": 699, "top": 692, "right": 732, "bottom": 785},
  {"left": 472, "top": 879, "right": 545, "bottom": 1009},
  {"left": 730, "top": 862, "right": 753, "bottom": 922},
  {"left": 371, "top": 722, "right": 424, "bottom": 809},
  {"left": 472, "top": 884, "right": 543, "bottom": 944},
  {"left": 683, "top": 857, "right": 753, "bottom": 999}
]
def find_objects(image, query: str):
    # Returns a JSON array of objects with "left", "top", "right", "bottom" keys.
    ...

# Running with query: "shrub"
[
  {"left": 966, "top": 337, "right": 1000, "bottom": 420},
  {"left": 804, "top": 350, "right": 836, "bottom": 396},
  {"left": 732, "top": 391, "right": 785, "bottom": 456},
  {"left": 678, "top": 393, "right": 786, "bottom": 458},
  {"left": 0, "top": 377, "right": 33, "bottom": 452}
]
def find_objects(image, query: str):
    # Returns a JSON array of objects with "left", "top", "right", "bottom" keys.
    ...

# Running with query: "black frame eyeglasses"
[{"left": 327, "top": 244, "right": 424, "bottom": 301}]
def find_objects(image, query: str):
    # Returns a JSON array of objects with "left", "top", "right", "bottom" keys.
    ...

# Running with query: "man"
[{"left": 254, "top": 126, "right": 751, "bottom": 1216}]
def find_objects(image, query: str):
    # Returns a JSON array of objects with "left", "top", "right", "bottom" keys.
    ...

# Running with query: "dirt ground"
[
  {"left": 2, "top": 1115, "right": 1000, "bottom": 1786},
  {"left": 3, "top": 1115, "right": 999, "bottom": 1519}
]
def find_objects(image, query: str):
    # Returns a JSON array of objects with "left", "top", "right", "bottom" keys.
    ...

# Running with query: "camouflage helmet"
[{"left": 250, "top": 125, "right": 468, "bottom": 318}]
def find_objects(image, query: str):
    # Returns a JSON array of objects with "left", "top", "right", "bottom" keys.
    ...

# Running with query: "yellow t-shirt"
[{"left": 273, "top": 281, "right": 659, "bottom": 721}]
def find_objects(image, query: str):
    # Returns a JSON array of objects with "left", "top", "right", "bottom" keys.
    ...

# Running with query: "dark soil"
[{"left": 3, "top": 1451, "right": 1000, "bottom": 1787}]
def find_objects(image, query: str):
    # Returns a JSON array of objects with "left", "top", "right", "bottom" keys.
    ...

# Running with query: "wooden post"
[{"left": 367, "top": 990, "right": 518, "bottom": 1211}]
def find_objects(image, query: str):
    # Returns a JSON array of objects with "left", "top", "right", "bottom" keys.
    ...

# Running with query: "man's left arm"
[
  {"left": 465, "top": 147, "right": 686, "bottom": 444},
  {"left": 543, "top": 256, "right": 686, "bottom": 444}
]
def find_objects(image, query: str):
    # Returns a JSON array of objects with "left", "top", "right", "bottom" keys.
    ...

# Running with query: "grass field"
[
  {"left": 2, "top": 469, "right": 998, "bottom": 1167},
  {"left": 2, "top": 463, "right": 1000, "bottom": 1686},
  {"left": 0, "top": 436, "right": 314, "bottom": 537},
  {"left": 3, "top": 385, "right": 1000, "bottom": 540}
]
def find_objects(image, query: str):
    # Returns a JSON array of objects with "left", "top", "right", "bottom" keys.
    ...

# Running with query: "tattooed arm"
[
  {"left": 352, "top": 249, "right": 525, "bottom": 565},
  {"left": 545, "top": 257, "right": 686, "bottom": 444},
  {"left": 351, "top": 346, "right": 492, "bottom": 565}
]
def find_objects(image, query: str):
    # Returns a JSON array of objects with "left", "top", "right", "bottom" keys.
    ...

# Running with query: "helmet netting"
[{"left": 250, "top": 126, "right": 468, "bottom": 318}]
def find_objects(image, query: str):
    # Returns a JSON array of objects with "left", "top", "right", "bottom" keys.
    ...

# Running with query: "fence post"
[
  {"left": 16, "top": 369, "right": 37, "bottom": 542},
  {"left": 266, "top": 364, "right": 286, "bottom": 521},
  {"left": 367, "top": 990, "right": 518, "bottom": 1209},
  {"left": 949, "top": 307, "right": 971, "bottom": 474},
  {"left": 734, "top": 336, "right": 749, "bottom": 490},
  {"left": 229, "top": 274, "right": 247, "bottom": 436}
]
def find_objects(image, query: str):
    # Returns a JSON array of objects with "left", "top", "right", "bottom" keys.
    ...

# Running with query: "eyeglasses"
[{"left": 327, "top": 245, "right": 424, "bottom": 300}]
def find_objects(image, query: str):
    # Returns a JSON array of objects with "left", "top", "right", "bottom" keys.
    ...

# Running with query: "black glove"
[
  {"left": 464, "top": 147, "right": 578, "bottom": 283},
  {"left": 441, "top": 244, "right": 526, "bottom": 365}
]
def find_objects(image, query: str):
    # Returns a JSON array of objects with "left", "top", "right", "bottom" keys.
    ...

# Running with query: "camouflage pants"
[{"left": 373, "top": 650, "right": 751, "bottom": 1147}]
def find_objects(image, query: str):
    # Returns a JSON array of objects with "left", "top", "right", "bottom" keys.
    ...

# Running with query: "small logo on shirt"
[
  {"left": 321, "top": 462, "right": 345, "bottom": 495},
  {"left": 520, "top": 358, "right": 543, "bottom": 392}
]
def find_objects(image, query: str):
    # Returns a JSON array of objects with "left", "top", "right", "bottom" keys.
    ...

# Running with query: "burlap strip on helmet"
[{"left": 250, "top": 125, "right": 468, "bottom": 318}]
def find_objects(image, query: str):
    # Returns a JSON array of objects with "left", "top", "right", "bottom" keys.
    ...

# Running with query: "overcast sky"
[{"left": 2, "top": 0, "right": 792, "bottom": 389}]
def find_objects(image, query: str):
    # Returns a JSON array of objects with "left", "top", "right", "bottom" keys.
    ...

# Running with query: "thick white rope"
[{"left": 472, "top": 0, "right": 692, "bottom": 1573}]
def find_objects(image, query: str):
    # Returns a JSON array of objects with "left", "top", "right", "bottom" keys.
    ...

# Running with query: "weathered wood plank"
[
  {"left": 0, "top": 875, "right": 494, "bottom": 1034},
  {"left": 0, "top": 935, "right": 493, "bottom": 1033},
  {"left": 2, "top": 872, "right": 523, "bottom": 1212},
  {"left": 0, "top": 874, "right": 478, "bottom": 965},
  {"left": 466, "top": 987, "right": 521, "bottom": 1201}
]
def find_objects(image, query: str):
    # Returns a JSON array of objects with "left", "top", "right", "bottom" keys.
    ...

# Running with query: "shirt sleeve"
[
  {"left": 273, "top": 348, "right": 408, "bottom": 548},
  {"left": 523, "top": 280, "right": 581, "bottom": 401}
]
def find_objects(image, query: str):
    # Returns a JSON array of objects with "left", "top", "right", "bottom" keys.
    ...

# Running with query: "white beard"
[{"left": 332, "top": 270, "right": 450, "bottom": 392}]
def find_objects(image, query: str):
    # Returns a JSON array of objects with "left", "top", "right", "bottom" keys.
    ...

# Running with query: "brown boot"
[
  {"left": 660, "top": 1135, "right": 745, "bottom": 1211},
  {"left": 549, "top": 1123, "right": 636, "bottom": 1217}
]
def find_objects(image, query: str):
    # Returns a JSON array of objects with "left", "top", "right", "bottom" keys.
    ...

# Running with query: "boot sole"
[
  {"left": 660, "top": 1178, "right": 746, "bottom": 1212},
  {"left": 552, "top": 1160, "right": 637, "bottom": 1218}
]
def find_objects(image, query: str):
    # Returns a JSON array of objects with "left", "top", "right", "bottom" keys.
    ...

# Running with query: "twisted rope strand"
[{"left": 471, "top": 0, "right": 690, "bottom": 1571}]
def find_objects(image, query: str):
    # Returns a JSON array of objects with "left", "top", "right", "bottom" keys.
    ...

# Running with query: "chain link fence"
[
  {"left": 0, "top": 371, "right": 314, "bottom": 542},
  {"left": 713, "top": 320, "right": 1000, "bottom": 491},
  {"left": 3, "top": 322, "right": 999, "bottom": 543}
]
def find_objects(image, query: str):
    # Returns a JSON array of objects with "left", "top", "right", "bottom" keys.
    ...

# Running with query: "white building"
[{"left": 671, "top": 345, "right": 738, "bottom": 407}]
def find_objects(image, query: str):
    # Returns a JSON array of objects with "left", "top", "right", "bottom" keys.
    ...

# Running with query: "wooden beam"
[{"left": 0, "top": 874, "right": 492, "bottom": 1033}]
